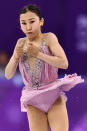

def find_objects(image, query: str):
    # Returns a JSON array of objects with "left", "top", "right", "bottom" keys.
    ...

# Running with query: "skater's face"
[{"left": 20, "top": 11, "right": 44, "bottom": 38}]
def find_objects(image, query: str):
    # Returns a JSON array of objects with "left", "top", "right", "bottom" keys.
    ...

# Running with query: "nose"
[{"left": 26, "top": 23, "right": 32, "bottom": 31}]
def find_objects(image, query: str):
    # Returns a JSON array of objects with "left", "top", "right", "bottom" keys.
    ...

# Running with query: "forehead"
[{"left": 20, "top": 11, "right": 38, "bottom": 21}]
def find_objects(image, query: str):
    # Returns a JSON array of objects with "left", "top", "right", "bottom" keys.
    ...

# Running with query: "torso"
[{"left": 22, "top": 32, "right": 50, "bottom": 70}]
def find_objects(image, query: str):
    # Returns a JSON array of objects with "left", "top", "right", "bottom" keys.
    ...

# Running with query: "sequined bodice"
[
  {"left": 19, "top": 38, "right": 58, "bottom": 90},
  {"left": 21, "top": 41, "right": 44, "bottom": 89}
]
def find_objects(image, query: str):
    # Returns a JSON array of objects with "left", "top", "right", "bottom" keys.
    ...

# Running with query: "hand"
[
  {"left": 24, "top": 40, "right": 40, "bottom": 57},
  {"left": 13, "top": 38, "right": 24, "bottom": 60},
  {"left": 27, "top": 44, "right": 40, "bottom": 57}
]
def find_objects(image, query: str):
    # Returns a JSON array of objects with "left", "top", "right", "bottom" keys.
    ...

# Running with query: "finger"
[
  {"left": 17, "top": 51, "right": 23, "bottom": 53},
  {"left": 29, "top": 43, "right": 33, "bottom": 45},
  {"left": 17, "top": 44, "right": 24, "bottom": 48},
  {"left": 15, "top": 48, "right": 23, "bottom": 52},
  {"left": 16, "top": 49, "right": 23, "bottom": 53},
  {"left": 16, "top": 46, "right": 23, "bottom": 50},
  {"left": 16, "top": 52, "right": 23, "bottom": 56},
  {"left": 26, "top": 41, "right": 33, "bottom": 46}
]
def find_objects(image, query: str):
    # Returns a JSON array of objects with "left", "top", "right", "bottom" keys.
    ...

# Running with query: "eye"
[
  {"left": 30, "top": 21, "right": 35, "bottom": 24},
  {"left": 22, "top": 22, "right": 26, "bottom": 25}
]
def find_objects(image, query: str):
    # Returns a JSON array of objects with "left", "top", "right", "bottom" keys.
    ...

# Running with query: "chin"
[{"left": 27, "top": 34, "right": 35, "bottom": 40}]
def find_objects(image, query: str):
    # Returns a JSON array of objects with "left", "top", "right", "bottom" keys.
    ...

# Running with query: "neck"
[{"left": 27, "top": 32, "right": 43, "bottom": 42}]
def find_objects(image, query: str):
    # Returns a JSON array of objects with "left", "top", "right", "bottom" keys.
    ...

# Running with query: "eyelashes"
[
  {"left": 22, "top": 22, "right": 26, "bottom": 25},
  {"left": 22, "top": 21, "right": 35, "bottom": 25}
]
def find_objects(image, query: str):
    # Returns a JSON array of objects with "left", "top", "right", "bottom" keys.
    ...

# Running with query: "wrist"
[{"left": 37, "top": 51, "right": 42, "bottom": 59}]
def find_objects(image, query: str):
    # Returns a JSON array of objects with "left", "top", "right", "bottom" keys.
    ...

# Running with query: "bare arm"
[
  {"left": 37, "top": 32, "right": 68, "bottom": 69},
  {"left": 37, "top": 52, "right": 68, "bottom": 69},
  {"left": 5, "top": 54, "right": 19, "bottom": 79},
  {"left": 5, "top": 38, "right": 24, "bottom": 79}
]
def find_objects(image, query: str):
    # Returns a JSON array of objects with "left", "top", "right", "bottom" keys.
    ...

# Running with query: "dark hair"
[{"left": 19, "top": 4, "right": 42, "bottom": 20}]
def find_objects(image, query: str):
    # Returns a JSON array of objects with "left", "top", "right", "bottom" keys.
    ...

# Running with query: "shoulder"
[
  {"left": 44, "top": 32, "right": 58, "bottom": 39},
  {"left": 43, "top": 32, "right": 59, "bottom": 47}
]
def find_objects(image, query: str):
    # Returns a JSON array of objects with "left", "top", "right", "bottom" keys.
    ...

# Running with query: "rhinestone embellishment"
[{"left": 22, "top": 41, "right": 45, "bottom": 89}]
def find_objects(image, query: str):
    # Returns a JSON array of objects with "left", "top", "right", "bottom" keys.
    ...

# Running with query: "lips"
[{"left": 28, "top": 32, "right": 32, "bottom": 34}]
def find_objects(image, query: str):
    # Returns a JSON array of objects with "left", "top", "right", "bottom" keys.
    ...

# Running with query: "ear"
[{"left": 40, "top": 18, "right": 44, "bottom": 26}]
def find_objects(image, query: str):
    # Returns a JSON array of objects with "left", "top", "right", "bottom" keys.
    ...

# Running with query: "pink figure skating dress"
[{"left": 18, "top": 38, "right": 84, "bottom": 112}]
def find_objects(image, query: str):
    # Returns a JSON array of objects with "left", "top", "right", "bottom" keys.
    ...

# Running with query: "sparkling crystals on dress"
[{"left": 22, "top": 47, "right": 43, "bottom": 90}]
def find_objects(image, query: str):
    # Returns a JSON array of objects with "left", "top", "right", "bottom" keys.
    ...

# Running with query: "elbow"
[
  {"left": 5, "top": 73, "right": 12, "bottom": 80},
  {"left": 58, "top": 58, "right": 69, "bottom": 69},
  {"left": 63, "top": 60, "right": 69, "bottom": 69},
  {"left": 5, "top": 70, "right": 13, "bottom": 80},
  {"left": 56, "top": 59, "right": 69, "bottom": 69}
]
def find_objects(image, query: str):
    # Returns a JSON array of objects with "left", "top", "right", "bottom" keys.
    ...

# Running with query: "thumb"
[
  {"left": 18, "top": 39, "right": 25, "bottom": 48},
  {"left": 20, "top": 39, "right": 25, "bottom": 47}
]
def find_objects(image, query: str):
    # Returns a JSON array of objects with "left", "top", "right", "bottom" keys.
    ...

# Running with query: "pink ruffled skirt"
[{"left": 20, "top": 73, "right": 84, "bottom": 113}]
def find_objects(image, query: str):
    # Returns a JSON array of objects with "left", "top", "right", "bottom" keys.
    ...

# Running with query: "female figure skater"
[{"left": 5, "top": 4, "right": 84, "bottom": 131}]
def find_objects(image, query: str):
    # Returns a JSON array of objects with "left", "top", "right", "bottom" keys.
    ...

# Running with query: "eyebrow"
[{"left": 21, "top": 18, "right": 35, "bottom": 21}]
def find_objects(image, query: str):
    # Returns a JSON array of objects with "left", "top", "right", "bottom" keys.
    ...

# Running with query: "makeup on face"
[{"left": 20, "top": 12, "right": 42, "bottom": 40}]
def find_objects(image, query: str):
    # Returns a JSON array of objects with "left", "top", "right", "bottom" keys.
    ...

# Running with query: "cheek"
[
  {"left": 20, "top": 25, "right": 26, "bottom": 32},
  {"left": 33, "top": 22, "right": 40, "bottom": 30}
]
